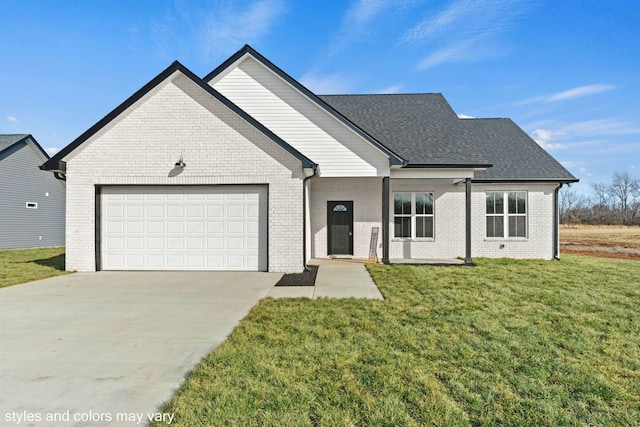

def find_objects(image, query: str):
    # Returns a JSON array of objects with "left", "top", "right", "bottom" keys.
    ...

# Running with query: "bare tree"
[
  {"left": 589, "top": 172, "right": 640, "bottom": 224},
  {"left": 609, "top": 171, "right": 640, "bottom": 224},
  {"left": 590, "top": 182, "right": 614, "bottom": 224},
  {"left": 559, "top": 186, "right": 586, "bottom": 224}
]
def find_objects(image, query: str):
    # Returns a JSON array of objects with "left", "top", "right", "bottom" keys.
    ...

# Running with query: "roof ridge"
[{"left": 319, "top": 93, "right": 443, "bottom": 97}]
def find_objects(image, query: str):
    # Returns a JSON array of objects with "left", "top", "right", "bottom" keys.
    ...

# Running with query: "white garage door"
[{"left": 101, "top": 186, "right": 268, "bottom": 271}]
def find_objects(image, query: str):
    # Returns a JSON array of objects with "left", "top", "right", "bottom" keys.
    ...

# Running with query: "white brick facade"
[
  {"left": 309, "top": 177, "right": 383, "bottom": 259},
  {"left": 64, "top": 73, "right": 305, "bottom": 273},
  {"left": 472, "top": 183, "right": 556, "bottom": 259},
  {"left": 58, "top": 60, "right": 562, "bottom": 271},
  {"left": 388, "top": 179, "right": 466, "bottom": 259},
  {"left": 308, "top": 179, "right": 557, "bottom": 262}
]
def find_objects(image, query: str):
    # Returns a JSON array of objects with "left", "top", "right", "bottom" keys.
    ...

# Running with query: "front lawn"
[
  {"left": 155, "top": 255, "right": 639, "bottom": 426},
  {"left": 0, "top": 247, "right": 68, "bottom": 288}
]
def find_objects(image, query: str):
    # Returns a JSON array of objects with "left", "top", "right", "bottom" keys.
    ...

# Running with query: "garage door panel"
[
  {"left": 106, "top": 205, "right": 124, "bottom": 218},
  {"left": 167, "top": 206, "right": 183, "bottom": 217},
  {"left": 102, "top": 186, "right": 267, "bottom": 271},
  {"left": 146, "top": 254, "right": 163, "bottom": 268},
  {"left": 166, "top": 222, "right": 183, "bottom": 233},
  {"left": 147, "top": 222, "right": 163, "bottom": 233},
  {"left": 227, "top": 206, "right": 244, "bottom": 218},
  {"left": 227, "top": 221, "right": 244, "bottom": 233},
  {"left": 147, "top": 206, "right": 163, "bottom": 217},
  {"left": 127, "top": 205, "right": 144, "bottom": 217}
]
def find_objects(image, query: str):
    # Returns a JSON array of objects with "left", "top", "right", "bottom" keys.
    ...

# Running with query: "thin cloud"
[
  {"left": 519, "top": 84, "right": 616, "bottom": 104},
  {"left": 299, "top": 73, "right": 354, "bottom": 94},
  {"left": 562, "top": 118, "right": 640, "bottom": 137},
  {"left": 417, "top": 41, "right": 480, "bottom": 70},
  {"left": 457, "top": 113, "right": 476, "bottom": 119},
  {"left": 323, "top": 0, "right": 396, "bottom": 58},
  {"left": 7, "top": 116, "right": 17, "bottom": 122},
  {"left": 378, "top": 84, "right": 403, "bottom": 94},
  {"left": 346, "top": 0, "right": 392, "bottom": 26},
  {"left": 199, "top": 0, "right": 288, "bottom": 60},
  {"left": 404, "top": 0, "right": 536, "bottom": 70},
  {"left": 45, "top": 147, "right": 60, "bottom": 156},
  {"left": 531, "top": 128, "right": 567, "bottom": 150},
  {"left": 529, "top": 118, "right": 640, "bottom": 153}
]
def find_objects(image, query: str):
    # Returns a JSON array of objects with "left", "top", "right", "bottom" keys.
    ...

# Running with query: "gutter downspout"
[
  {"left": 553, "top": 183, "right": 563, "bottom": 260},
  {"left": 302, "top": 167, "right": 318, "bottom": 271}
]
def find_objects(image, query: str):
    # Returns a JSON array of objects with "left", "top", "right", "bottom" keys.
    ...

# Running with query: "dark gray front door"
[{"left": 327, "top": 201, "right": 353, "bottom": 255}]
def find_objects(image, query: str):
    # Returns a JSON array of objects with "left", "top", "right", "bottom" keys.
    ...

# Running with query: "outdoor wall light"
[{"left": 175, "top": 155, "right": 186, "bottom": 168}]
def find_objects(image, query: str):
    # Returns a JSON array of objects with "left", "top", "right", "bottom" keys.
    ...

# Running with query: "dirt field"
[{"left": 560, "top": 225, "right": 640, "bottom": 260}]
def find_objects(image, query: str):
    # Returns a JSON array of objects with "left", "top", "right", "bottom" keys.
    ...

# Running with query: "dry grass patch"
[{"left": 560, "top": 225, "right": 640, "bottom": 248}]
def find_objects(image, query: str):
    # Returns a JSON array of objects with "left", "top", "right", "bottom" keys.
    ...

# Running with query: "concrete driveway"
[{"left": 0, "top": 271, "right": 280, "bottom": 426}]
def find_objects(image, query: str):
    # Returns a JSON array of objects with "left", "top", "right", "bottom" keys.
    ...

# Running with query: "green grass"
[
  {"left": 0, "top": 247, "right": 68, "bottom": 288},
  {"left": 154, "top": 255, "right": 640, "bottom": 426}
]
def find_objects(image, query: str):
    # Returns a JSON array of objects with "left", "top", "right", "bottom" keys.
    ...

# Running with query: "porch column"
[
  {"left": 382, "top": 176, "right": 390, "bottom": 264},
  {"left": 465, "top": 178, "right": 472, "bottom": 264}
]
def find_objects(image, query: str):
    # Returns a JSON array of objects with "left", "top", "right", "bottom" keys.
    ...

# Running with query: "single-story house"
[
  {"left": 41, "top": 45, "right": 577, "bottom": 273},
  {"left": 1, "top": 134, "right": 65, "bottom": 249}
]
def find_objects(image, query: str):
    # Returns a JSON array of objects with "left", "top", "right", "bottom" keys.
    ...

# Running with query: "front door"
[{"left": 327, "top": 201, "right": 353, "bottom": 255}]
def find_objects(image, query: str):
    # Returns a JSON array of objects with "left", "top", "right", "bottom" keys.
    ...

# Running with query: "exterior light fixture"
[{"left": 175, "top": 155, "right": 186, "bottom": 168}]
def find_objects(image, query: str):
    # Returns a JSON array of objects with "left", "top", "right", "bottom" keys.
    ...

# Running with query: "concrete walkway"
[{"left": 266, "top": 258, "right": 384, "bottom": 300}]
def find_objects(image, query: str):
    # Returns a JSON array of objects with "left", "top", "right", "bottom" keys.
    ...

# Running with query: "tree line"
[{"left": 560, "top": 171, "right": 640, "bottom": 225}]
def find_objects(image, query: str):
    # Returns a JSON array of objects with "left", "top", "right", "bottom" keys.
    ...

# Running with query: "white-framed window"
[
  {"left": 486, "top": 191, "right": 527, "bottom": 238},
  {"left": 26, "top": 202, "right": 38, "bottom": 209},
  {"left": 393, "top": 192, "right": 434, "bottom": 238}
]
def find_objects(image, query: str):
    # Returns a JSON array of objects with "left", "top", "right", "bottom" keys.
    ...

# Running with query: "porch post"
[
  {"left": 382, "top": 176, "right": 390, "bottom": 264},
  {"left": 465, "top": 178, "right": 472, "bottom": 264}
]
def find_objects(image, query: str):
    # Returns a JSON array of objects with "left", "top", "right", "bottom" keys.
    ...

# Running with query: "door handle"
[{"left": 349, "top": 232, "right": 352, "bottom": 236}]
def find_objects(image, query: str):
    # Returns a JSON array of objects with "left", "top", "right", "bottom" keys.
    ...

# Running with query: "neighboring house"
[
  {"left": 41, "top": 45, "right": 577, "bottom": 273},
  {"left": 1, "top": 134, "right": 65, "bottom": 249}
]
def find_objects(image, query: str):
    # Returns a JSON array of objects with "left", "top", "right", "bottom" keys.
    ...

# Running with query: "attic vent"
[{"left": 26, "top": 202, "right": 38, "bottom": 209}]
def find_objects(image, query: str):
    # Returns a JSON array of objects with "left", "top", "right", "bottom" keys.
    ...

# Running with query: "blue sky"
[{"left": 1, "top": 0, "right": 638, "bottom": 195}]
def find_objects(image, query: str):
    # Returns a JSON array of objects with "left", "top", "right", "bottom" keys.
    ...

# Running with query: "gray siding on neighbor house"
[{"left": 0, "top": 139, "right": 65, "bottom": 249}]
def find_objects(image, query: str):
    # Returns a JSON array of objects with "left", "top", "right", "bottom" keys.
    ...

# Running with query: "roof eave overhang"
[
  {"left": 401, "top": 163, "right": 493, "bottom": 169},
  {"left": 471, "top": 178, "right": 580, "bottom": 183}
]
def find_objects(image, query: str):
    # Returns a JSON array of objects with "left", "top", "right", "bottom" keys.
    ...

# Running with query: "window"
[
  {"left": 26, "top": 202, "right": 38, "bottom": 209},
  {"left": 486, "top": 191, "right": 527, "bottom": 238},
  {"left": 393, "top": 192, "right": 434, "bottom": 238}
]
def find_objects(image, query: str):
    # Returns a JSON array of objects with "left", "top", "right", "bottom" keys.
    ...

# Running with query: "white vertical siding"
[{"left": 212, "top": 57, "right": 390, "bottom": 177}]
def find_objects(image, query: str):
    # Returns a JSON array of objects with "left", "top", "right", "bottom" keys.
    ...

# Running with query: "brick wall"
[
  {"left": 388, "top": 179, "right": 466, "bottom": 259},
  {"left": 310, "top": 177, "right": 383, "bottom": 259},
  {"left": 65, "top": 73, "right": 304, "bottom": 273},
  {"left": 472, "top": 183, "right": 556, "bottom": 259}
]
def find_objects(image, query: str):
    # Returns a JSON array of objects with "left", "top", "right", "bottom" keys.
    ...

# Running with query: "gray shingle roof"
[
  {"left": 320, "top": 94, "right": 577, "bottom": 181},
  {"left": 0, "top": 134, "right": 29, "bottom": 153},
  {"left": 460, "top": 118, "right": 577, "bottom": 181},
  {"left": 319, "top": 94, "right": 489, "bottom": 167}
]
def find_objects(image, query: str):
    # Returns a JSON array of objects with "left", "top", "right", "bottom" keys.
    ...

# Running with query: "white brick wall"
[
  {"left": 64, "top": 72, "right": 304, "bottom": 273},
  {"left": 472, "top": 183, "right": 556, "bottom": 259},
  {"left": 309, "top": 178, "right": 557, "bottom": 261},
  {"left": 388, "top": 179, "right": 466, "bottom": 259},
  {"left": 310, "top": 177, "right": 382, "bottom": 259}
]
